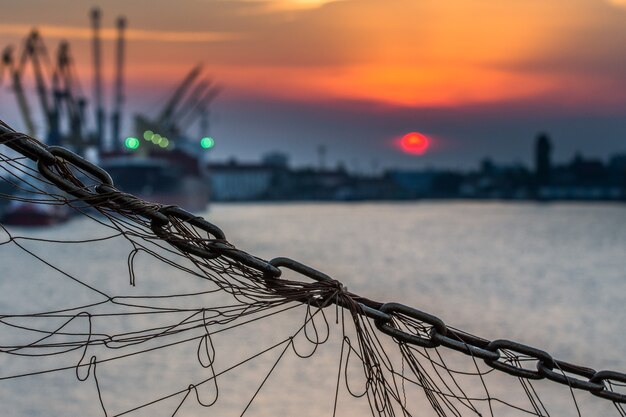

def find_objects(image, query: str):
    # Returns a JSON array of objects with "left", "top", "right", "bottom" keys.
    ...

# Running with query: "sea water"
[{"left": 0, "top": 202, "right": 625, "bottom": 416}]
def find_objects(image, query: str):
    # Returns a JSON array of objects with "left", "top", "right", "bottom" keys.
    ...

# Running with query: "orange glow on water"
[{"left": 399, "top": 132, "right": 429, "bottom": 155}]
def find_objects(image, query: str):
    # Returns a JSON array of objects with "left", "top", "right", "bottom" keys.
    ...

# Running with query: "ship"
[
  {"left": 99, "top": 63, "right": 218, "bottom": 213},
  {"left": 99, "top": 64, "right": 219, "bottom": 213},
  {"left": 1, "top": 174, "right": 73, "bottom": 227},
  {"left": 100, "top": 147, "right": 210, "bottom": 213},
  {"left": 3, "top": 197, "right": 72, "bottom": 226}
]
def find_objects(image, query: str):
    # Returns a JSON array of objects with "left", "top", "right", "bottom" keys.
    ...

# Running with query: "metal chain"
[{"left": 1, "top": 121, "right": 625, "bottom": 404}]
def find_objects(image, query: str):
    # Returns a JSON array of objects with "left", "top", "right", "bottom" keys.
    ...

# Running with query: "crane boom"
[
  {"left": 157, "top": 64, "right": 202, "bottom": 126},
  {"left": 54, "top": 41, "right": 88, "bottom": 150},
  {"left": 18, "top": 31, "right": 54, "bottom": 129},
  {"left": 1, "top": 46, "right": 36, "bottom": 136},
  {"left": 197, "top": 86, "right": 221, "bottom": 138},
  {"left": 180, "top": 85, "right": 221, "bottom": 126},
  {"left": 172, "top": 78, "right": 211, "bottom": 123}
]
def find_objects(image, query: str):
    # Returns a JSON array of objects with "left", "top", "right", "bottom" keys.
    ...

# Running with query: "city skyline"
[
  {"left": 1, "top": 0, "right": 625, "bottom": 169},
  {"left": 206, "top": 133, "right": 626, "bottom": 201}
]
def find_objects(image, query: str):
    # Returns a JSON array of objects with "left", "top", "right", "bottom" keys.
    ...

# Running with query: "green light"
[
  {"left": 159, "top": 138, "right": 169, "bottom": 148},
  {"left": 143, "top": 130, "right": 154, "bottom": 141},
  {"left": 124, "top": 137, "right": 140, "bottom": 150},
  {"left": 151, "top": 134, "right": 161, "bottom": 144},
  {"left": 200, "top": 137, "right": 215, "bottom": 149}
]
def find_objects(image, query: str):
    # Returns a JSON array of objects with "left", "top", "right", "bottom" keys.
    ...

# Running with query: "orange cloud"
[
  {"left": 184, "top": 0, "right": 600, "bottom": 107},
  {"left": 200, "top": 0, "right": 606, "bottom": 107},
  {"left": 206, "top": 63, "right": 554, "bottom": 107},
  {"left": 250, "top": 0, "right": 345, "bottom": 11},
  {"left": 5, "top": 0, "right": 626, "bottom": 112}
]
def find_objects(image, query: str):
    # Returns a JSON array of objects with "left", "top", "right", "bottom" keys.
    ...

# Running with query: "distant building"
[
  {"left": 537, "top": 153, "right": 623, "bottom": 200},
  {"left": 386, "top": 170, "right": 435, "bottom": 198},
  {"left": 535, "top": 133, "right": 552, "bottom": 186},
  {"left": 280, "top": 168, "right": 351, "bottom": 200},
  {"left": 262, "top": 151, "right": 289, "bottom": 169},
  {"left": 460, "top": 162, "right": 530, "bottom": 199},
  {"left": 209, "top": 159, "right": 274, "bottom": 201},
  {"left": 608, "top": 153, "right": 626, "bottom": 186},
  {"left": 570, "top": 153, "right": 607, "bottom": 185},
  {"left": 204, "top": 136, "right": 625, "bottom": 202}
]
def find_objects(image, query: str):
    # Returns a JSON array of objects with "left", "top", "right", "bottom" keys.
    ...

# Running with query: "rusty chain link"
[{"left": 1, "top": 121, "right": 625, "bottom": 404}]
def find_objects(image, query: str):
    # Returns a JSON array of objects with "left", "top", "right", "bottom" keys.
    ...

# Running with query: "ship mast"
[
  {"left": 91, "top": 7, "right": 105, "bottom": 152},
  {"left": 110, "top": 16, "right": 126, "bottom": 151}
]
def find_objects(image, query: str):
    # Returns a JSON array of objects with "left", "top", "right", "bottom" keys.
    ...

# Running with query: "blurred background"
[{"left": 1, "top": 2, "right": 626, "bottom": 416}]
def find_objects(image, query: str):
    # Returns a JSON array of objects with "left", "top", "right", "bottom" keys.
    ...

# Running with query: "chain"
[{"left": 1, "top": 121, "right": 625, "bottom": 404}]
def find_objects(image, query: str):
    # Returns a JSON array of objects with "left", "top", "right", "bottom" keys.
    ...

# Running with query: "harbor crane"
[
  {"left": 1, "top": 46, "right": 36, "bottom": 136},
  {"left": 2, "top": 30, "right": 89, "bottom": 151},
  {"left": 134, "top": 64, "right": 217, "bottom": 147},
  {"left": 2, "top": 10, "right": 217, "bottom": 155},
  {"left": 181, "top": 85, "right": 221, "bottom": 137},
  {"left": 198, "top": 86, "right": 221, "bottom": 137},
  {"left": 52, "top": 41, "right": 88, "bottom": 151},
  {"left": 17, "top": 30, "right": 61, "bottom": 144},
  {"left": 172, "top": 78, "right": 212, "bottom": 124},
  {"left": 158, "top": 64, "right": 203, "bottom": 132}
]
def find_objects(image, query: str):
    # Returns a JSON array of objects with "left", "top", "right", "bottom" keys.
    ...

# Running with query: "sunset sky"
[{"left": 1, "top": 0, "right": 626, "bottom": 170}]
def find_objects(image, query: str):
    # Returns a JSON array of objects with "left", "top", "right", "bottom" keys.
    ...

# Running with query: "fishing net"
[{"left": 0, "top": 120, "right": 625, "bottom": 417}]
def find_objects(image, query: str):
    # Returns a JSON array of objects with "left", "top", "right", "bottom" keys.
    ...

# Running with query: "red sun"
[{"left": 400, "top": 132, "right": 430, "bottom": 155}]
